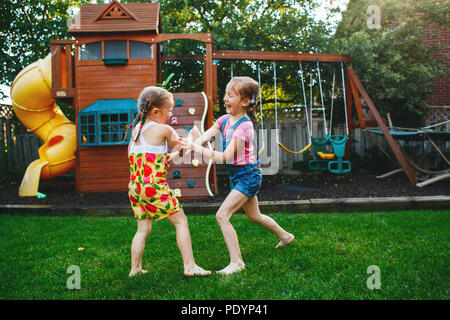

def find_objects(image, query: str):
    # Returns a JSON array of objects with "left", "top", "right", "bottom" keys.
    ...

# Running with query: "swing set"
[
  {"left": 255, "top": 59, "right": 352, "bottom": 174},
  {"left": 166, "top": 47, "right": 419, "bottom": 185}
]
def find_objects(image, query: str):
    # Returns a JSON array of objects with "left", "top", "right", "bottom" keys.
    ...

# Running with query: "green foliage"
[
  {"left": 0, "top": 0, "right": 94, "bottom": 99},
  {"left": 330, "top": 0, "right": 449, "bottom": 127},
  {"left": 153, "top": 0, "right": 333, "bottom": 115}
]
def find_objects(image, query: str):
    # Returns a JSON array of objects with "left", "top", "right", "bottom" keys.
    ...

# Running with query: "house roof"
[{"left": 68, "top": 0, "right": 160, "bottom": 34}]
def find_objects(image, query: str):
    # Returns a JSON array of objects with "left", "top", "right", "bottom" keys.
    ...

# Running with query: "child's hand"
[
  {"left": 167, "top": 152, "right": 176, "bottom": 164},
  {"left": 180, "top": 138, "right": 194, "bottom": 152}
]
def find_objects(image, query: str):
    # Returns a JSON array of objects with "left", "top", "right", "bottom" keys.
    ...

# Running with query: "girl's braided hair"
[
  {"left": 228, "top": 76, "right": 259, "bottom": 125},
  {"left": 122, "top": 86, "right": 173, "bottom": 143}
]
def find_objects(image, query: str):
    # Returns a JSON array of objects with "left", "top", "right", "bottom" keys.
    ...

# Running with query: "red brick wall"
[{"left": 422, "top": 1, "right": 449, "bottom": 107}]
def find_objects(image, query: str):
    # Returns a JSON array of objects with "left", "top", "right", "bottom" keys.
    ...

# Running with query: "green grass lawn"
[{"left": 0, "top": 210, "right": 448, "bottom": 300}]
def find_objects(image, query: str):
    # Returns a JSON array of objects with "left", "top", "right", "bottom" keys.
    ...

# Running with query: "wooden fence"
[
  {"left": 1, "top": 115, "right": 448, "bottom": 175},
  {"left": 0, "top": 117, "right": 41, "bottom": 175}
]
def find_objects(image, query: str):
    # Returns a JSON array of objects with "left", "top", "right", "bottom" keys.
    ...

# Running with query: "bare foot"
[
  {"left": 128, "top": 269, "right": 148, "bottom": 277},
  {"left": 216, "top": 263, "right": 246, "bottom": 275},
  {"left": 275, "top": 233, "right": 295, "bottom": 248},
  {"left": 184, "top": 264, "right": 211, "bottom": 277}
]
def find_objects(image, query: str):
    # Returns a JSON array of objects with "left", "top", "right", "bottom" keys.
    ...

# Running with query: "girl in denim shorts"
[{"left": 181, "top": 76, "right": 295, "bottom": 275}]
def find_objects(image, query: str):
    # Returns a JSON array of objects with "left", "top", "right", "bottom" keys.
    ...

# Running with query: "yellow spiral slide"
[{"left": 10, "top": 53, "right": 76, "bottom": 196}]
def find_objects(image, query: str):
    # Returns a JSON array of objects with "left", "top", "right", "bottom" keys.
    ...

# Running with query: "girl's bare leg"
[
  {"left": 216, "top": 189, "right": 251, "bottom": 274},
  {"left": 129, "top": 219, "right": 152, "bottom": 277},
  {"left": 166, "top": 209, "right": 211, "bottom": 276},
  {"left": 243, "top": 196, "right": 295, "bottom": 248}
]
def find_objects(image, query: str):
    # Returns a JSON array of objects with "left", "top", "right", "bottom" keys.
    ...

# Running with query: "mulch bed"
[{"left": 1, "top": 168, "right": 449, "bottom": 209}]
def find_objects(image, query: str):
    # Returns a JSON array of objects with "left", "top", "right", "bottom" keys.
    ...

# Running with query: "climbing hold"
[
  {"left": 170, "top": 117, "right": 178, "bottom": 126},
  {"left": 175, "top": 99, "right": 182, "bottom": 107},
  {"left": 188, "top": 108, "right": 196, "bottom": 115},
  {"left": 36, "top": 192, "right": 46, "bottom": 199},
  {"left": 173, "top": 169, "right": 181, "bottom": 179},
  {"left": 192, "top": 159, "right": 199, "bottom": 167},
  {"left": 187, "top": 180, "right": 196, "bottom": 188},
  {"left": 173, "top": 189, "right": 182, "bottom": 197},
  {"left": 185, "top": 126, "right": 191, "bottom": 132}
]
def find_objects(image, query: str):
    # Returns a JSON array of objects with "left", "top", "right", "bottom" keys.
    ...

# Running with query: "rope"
[
  {"left": 340, "top": 61, "right": 349, "bottom": 135},
  {"left": 329, "top": 70, "right": 336, "bottom": 135},
  {"left": 424, "top": 132, "right": 450, "bottom": 166},
  {"left": 273, "top": 62, "right": 279, "bottom": 143},
  {"left": 273, "top": 62, "right": 311, "bottom": 154},
  {"left": 316, "top": 60, "right": 327, "bottom": 136},
  {"left": 299, "top": 63, "right": 312, "bottom": 144},
  {"left": 257, "top": 63, "right": 265, "bottom": 155}
]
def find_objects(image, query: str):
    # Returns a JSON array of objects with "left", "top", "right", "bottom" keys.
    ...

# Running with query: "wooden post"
[
  {"left": 204, "top": 37, "right": 214, "bottom": 129},
  {"left": 51, "top": 44, "right": 62, "bottom": 92},
  {"left": 345, "top": 68, "right": 353, "bottom": 160},
  {"left": 65, "top": 44, "right": 73, "bottom": 89},
  {"left": 349, "top": 76, "right": 366, "bottom": 128},
  {"left": 347, "top": 67, "right": 417, "bottom": 185}
]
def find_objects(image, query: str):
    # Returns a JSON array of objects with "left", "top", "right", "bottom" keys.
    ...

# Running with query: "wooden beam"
[
  {"left": 161, "top": 54, "right": 204, "bottom": 62},
  {"left": 50, "top": 44, "right": 62, "bottom": 94},
  {"left": 50, "top": 40, "right": 76, "bottom": 45},
  {"left": 161, "top": 51, "right": 352, "bottom": 63},
  {"left": 349, "top": 75, "right": 366, "bottom": 128},
  {"left": 345, "top": 70, "right": 353, "bottom": 160},
  {"left": 213, "top": 50, "right": 352, "bottom": 63},
  {"left": 204, "top": 41, "right": 214, "bottom": 128},
  {"left": 64, "top": 44, "right": 73, "bottom": 89},
  {"left": 347, "top": 67, "right": 418, "bottom": 185},
  {"left": 153, "top": 33, "right": 213, "bottom": 44}
]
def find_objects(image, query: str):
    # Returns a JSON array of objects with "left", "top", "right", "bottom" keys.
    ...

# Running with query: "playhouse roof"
[{"left": 68, "top": 0, "right": 160, "bottom": 34}]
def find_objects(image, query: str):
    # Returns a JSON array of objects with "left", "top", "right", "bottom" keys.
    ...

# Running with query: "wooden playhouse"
[
  {"left": 18, "top": 0, "right": 417, "bottom": 200},
  {"left": 51, "top": 0, "right": 218, "bottom": 199}
]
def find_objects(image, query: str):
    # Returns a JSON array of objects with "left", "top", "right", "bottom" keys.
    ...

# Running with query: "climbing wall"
[{"left": 167, "top": 92, "right": 217, "bottom": 201}]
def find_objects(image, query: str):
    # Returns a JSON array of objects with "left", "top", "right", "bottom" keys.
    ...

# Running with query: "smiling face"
[{"left": 224, "top": 82, "right": 249, "bottom": 116}]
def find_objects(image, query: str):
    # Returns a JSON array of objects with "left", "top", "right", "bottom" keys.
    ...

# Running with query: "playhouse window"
[
  {"left": 104, "top": 40, "right": 127, "bottom": 59},
  {"left": 79, "top": 99, "right": 137, "bottom": 147},
  {"left": 129, "top": 41, "right": 153, "bottom": 59},
  {"left": 98, "top": 112, "right": 129, "bottom": 145},
  {"left": 79, "top": 113, "right": 97, "bottom": 145},
  {"left": 79, "top": 42, "right": 102, "bottom": 60}
]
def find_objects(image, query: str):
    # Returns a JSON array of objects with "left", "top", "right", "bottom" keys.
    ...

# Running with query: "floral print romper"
[{"left": 128, "top": 121, "right": 181, "bottom": 220}]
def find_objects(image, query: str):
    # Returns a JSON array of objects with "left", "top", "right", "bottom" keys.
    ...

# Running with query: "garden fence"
[{"left": 1, "top": 109, "right": 448, "bottom": 175}]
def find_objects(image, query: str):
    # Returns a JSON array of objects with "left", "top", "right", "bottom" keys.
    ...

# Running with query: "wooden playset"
[{"left": 10, "top": 0, "right": 420, "bottom": 200}]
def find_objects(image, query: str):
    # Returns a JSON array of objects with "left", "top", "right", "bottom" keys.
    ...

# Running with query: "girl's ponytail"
[{"left": 246, "top": 94, "right": 258, "bottom": 125}]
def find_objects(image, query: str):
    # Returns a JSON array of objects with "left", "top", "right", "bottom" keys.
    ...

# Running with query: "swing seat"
[
  {"left": 317, "top": 151, "right": 334, "bottom": 160},
  {"left": 327, "top": 135, "right": 351, "bottom": 174},
  {"left": 308, "top": 159, "right": 329, "bottom": 171},
  {"left": 328, "top": 160, "right": 351, "bottom": 174},
  {"left": 328, "top": 135, "right": 348, "bottom": 158},
  {"left": 278, "top": 142, "right": 311, "bottom": 154}
]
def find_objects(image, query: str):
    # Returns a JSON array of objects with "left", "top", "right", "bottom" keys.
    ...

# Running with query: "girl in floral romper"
[{"left": 124, "top": 86, "right": 210, "bottom": 277}]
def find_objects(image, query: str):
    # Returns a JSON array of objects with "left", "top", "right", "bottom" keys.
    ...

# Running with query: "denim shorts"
[{"left": 226, "top": 164, "right": 262, "bottom": 198}]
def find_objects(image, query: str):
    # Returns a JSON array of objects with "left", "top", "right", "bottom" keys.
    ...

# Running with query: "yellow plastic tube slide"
[{"left": 10, "top": 53, "right": 76, "bottom": 197}]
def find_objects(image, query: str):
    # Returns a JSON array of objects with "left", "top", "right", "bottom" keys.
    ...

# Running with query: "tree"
[
  {"left": 1, "top": 0, "right": 334, "bottom": 119},
  {"left": 330, "top": 0, "right": 449, "bottom": 127},
  {"left": 153, "top": 0, "right": 334, "bottom": 115},
  {"left": 0, "top": 0, "right": 94, "bottom": 100}
]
